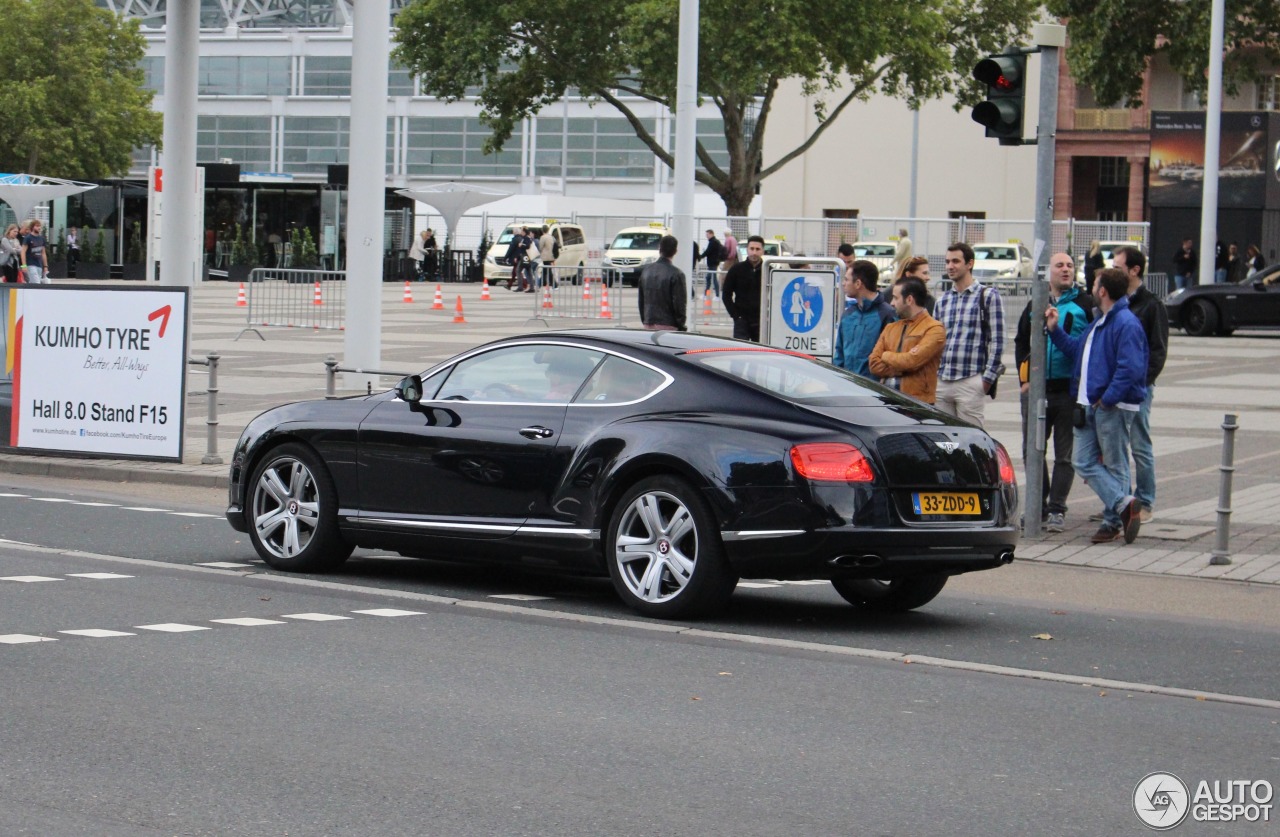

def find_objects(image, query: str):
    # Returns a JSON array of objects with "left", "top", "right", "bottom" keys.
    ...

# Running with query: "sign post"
[{"left": 760, "top": 257, "right": 844, "bottom": 360}]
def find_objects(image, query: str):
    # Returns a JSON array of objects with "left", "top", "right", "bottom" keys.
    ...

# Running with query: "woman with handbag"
[{"left": 0, "top": 224, "right": 22, "bottom": 283}]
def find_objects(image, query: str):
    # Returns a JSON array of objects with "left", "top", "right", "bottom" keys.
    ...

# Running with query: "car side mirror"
[{"left": 395, "top": 375, "right": 424, "bottom": 404}]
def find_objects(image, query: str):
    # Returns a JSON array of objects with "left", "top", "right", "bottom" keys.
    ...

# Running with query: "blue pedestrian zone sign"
[{"left": 781, "top": 277, "right": 824, "bottom": 333}]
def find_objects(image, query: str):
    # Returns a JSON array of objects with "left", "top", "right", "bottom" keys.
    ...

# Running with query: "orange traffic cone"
[
  {"left": 480, "top": 278, "right": 492, "bottom": 301},
  {"left": 452, "top": 295, "right": 467, "bottom": 323},
  {"left": 431, "top": 284, "right": 445, "bottom": 310},
  {"left": 403, "top": 281, "right": 414, "bottom": 303},
  {"left": 235, "top": 283, "right": 247, "bottom": 307},
  {"left": 541, "top": 286, "right": 554, "bottom": 309},
  {"left": 599, "top": 285, "right": 613, "bottom": 319},
  {"left": 702, "top": 288, "right": 714, "bottom": 319},
  {"left": 313, "top": 281, "right": 323, "bottom": 306},
  {"left": 582, "top": 278, "right": 591, "bottom": 301}
]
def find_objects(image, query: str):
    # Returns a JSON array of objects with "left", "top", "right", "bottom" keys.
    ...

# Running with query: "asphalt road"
[{"left": 3, "top": 475, "right": 1280, "bottom": 835}]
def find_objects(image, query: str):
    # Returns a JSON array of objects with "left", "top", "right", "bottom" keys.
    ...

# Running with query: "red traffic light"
[{"left": 974, "top": 56, "right": 1023, "bottom": 91}]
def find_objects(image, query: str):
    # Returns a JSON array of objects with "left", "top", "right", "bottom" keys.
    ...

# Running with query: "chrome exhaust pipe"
[
  {"left": 998, "top": 551, "right": 1015, "bottom": 564},
  {"left": 829, "top": 554, "right": 885, "bottom": 568}
]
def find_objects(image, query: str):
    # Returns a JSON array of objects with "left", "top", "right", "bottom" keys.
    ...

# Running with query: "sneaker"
[
  {"left": 1088, "top": 510, "right": 1105, "bottom": 522},
  {"left": 1044, "top": 512, "right": 1065, "bottom": 533},
  {"left": 1139, "top": 507, "right": 1154, "bottom": 524},
  {"left": 1090, "top": 525, "right": 1122, "bottom": 544},
  {"left": 1119, "top": 496, "right": 1142, "bottom": 544}
]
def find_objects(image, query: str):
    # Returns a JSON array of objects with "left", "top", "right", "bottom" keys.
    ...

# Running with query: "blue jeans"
[
  {"left": 1215, "top": 268, "right": 1227, "bottom": 283},
  {"left": 1174, "top": 272, "right": 1190, "bottom": 291},
  {"left": 1131, "top": 386, "right": 1155, "bottom": 511},
  {"left": 704, "top": 270, "right": 720, "bottom": 296},
  {"left": 1073, "top": 404, "right": 1135, "bottom": 529}
]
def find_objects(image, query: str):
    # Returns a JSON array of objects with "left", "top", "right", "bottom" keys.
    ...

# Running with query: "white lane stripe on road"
[
  {"left": 352, "top": 608, "right": 425, "bottom": 617},
  {"left": 67, "top": 573, "right": 134, "bottom": 580},
  {"left": 0, "top": 634, "right": 57, "bottom": 644},
  {"left": 58, "top": 629, "right": 136, "bottom": 638},
  {"left": 169, "top": 512, "right": 221, "bottom": 518},
  {"left": 121, "top": 507, "right": 171, "bottom": 512},
  {"left": 1, "top": 576, "right": 63, "bottom": 583},
  {"left": 29, "top": 498, "right": 75, "bottom": 503},
  {"left": 195, "top": 562, "right": 255, "bottom": 569},
  {"left": 71, "top": 502, "right": 119, "bottom": 507},
  {"left": 135, "top": 623, "right": 211, "bottom": 633},
  {"left": 0, "top": 493, "right": 29, "bottom": 497},
  {"left": 210, "top": 617, "right": 287, "bottom": 626},
  {"left": 282, "top": 613, "right": 352, "bottom": 621}
]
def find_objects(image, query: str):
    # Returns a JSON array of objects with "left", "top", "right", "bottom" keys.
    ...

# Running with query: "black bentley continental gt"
[{"left": 226, "top": 330, "right": 1019, "bottom": 618}]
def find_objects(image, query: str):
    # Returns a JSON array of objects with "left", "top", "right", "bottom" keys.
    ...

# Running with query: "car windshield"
[
  {"left": 854, "top": 244, "right": 895, "bottom": 257},
  {"left": 681, "top": 348, "right": 884, "bottom": 401},
  {"left": 738, "top": 242, "right": 783, "bottom": 258},
  {"left": 973, "top": 247, "right": 1016, "bottom": 261},
  {"left": 496, "top": 227, "right": 533, "bottom": 245},
  {"left": 610, "top": 232, "right": 663, "bottom": 250}
]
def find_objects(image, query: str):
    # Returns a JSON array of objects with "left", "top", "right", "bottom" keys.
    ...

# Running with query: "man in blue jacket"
[
  {"left": 833, "top": 260, "right": 895, "bottom": 379},
  {"left": 1047, "top": 268, "right": 1147, "bottom": 544}
]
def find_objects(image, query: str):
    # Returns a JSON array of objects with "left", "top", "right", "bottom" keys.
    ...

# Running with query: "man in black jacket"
[
  {"left": 722, "top": 235, "right": 765, "bottom": 341},
  {"left": 637, "top": 235, "right": 687, "bottom": 331},
  {"left": 701, "top": 229, "right": 724, "bottom": 296},
  {"left": 1114, "top": 246, "right": 1168, "bottom": 523}
]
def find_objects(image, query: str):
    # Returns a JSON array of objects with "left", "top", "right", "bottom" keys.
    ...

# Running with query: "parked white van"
[
  {"left": 601, "top": 224, "right": 671, "bottom": 286},
  {"left": 483, "top": 221, "right": 588, "bottom": 284}
]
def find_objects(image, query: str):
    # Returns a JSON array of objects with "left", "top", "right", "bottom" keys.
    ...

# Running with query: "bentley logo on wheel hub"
[
  {"left": 657, "top": 539, "right": 671, "bottom": 554},
  {"left": 287, "top": 500, "right": 299, "bottom": 515}
]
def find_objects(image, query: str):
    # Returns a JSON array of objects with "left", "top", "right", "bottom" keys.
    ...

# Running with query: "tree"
[
  {"left": 1047, "top": 1, "right": 1280, "bottom": 107},
  {"left": 0, "top": 0, "right": 163, "bottom": 178},
  {"left": 392, "top": 0, "right": 1041, "bottom": 216}
]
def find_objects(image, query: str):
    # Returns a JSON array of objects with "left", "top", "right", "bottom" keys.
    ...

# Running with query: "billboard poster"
[
  {"left": 3, "top": 285, "right": 188, "bottom": 461},
  {"left": 1149, "top": 111, "right": 1271, "bottom": 208}
]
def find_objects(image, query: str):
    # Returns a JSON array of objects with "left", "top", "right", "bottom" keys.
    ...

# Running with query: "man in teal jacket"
[
  {"left": 833, "top": 260, "right": 895, "bottom": 379},
  {"left": 1014, "top": 252, "right": 1094, "bottom": 532},
  {"left": 1048, "top": 268, "right": 1147, "bottom": 545}
]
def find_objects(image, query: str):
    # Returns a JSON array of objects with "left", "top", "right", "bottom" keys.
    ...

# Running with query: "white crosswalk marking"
[
  {"left": 210, "top": 617, "right": 287, "bottom": 626},
  {"left": 135, "top": 623, "right": 210, "bottom": 633},
  {"left": 281, "top": 613, "right": 352, "bottom": 621},
  {"left": 1, "top": 576, "right": 62, "bottom": 583},
  {"left": 66, "top": 573, "right": 134, "bottom": 580},
  {"left": 0, "top": 634, "right": 56, "bottom": 644},
  {"left": 352, "top": 608, "right": 424, "bottom": 617},
  {"left": 58, "top": 629, "right": 136, "bottom": 638}
]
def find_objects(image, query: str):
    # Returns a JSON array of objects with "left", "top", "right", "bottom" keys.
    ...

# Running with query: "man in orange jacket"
[{"left": 868, "top": 276, "right": 945, "bottom": 403}]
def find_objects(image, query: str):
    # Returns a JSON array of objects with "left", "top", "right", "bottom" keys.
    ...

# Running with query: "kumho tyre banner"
[{"left": 4, "top": 285, "right": 189, "bottom": 461}]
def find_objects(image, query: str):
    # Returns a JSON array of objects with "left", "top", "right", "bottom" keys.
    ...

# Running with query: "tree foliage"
[
  {"left": 393, "top": 0, "right": 1040, "bottom": 214},
  {"left": 1048, "top": 1, "right": 1280, "bottom": 108},
  {"left": 0, "top": 0, "right": 162, "bottom": 178}
]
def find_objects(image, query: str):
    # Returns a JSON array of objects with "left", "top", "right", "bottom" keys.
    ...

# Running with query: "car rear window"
[{"left": 681, "top": 349, "right": 883, "bottom": 401}]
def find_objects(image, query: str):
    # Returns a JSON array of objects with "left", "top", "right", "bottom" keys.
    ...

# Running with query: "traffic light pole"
[{"left": 1023, "top": 23, "right": 1065, "bottom": 538}]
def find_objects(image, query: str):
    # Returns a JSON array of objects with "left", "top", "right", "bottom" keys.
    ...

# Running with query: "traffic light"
[{"left": 971, "top": 53, "right": 1027, "bottom": 145}]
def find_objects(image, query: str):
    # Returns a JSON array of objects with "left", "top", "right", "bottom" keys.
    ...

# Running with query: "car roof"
[{"left": 612, "top": 226, "right": 670, "bottom": 235}]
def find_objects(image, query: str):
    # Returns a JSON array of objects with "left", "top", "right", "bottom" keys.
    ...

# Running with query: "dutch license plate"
[{"left": 912, "top": 492, "right": 980, "bottom": 516}]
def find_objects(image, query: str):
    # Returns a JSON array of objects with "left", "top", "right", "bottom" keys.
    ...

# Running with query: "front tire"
[
  {"left": 831, "top": 575, "right": 948, "bottom": 612},
  {"left": 247, "top": 443, "right": 352, "bottom": 572},
  {"left": 606, "top": 476, "right": 736, "bottom": 619},
  {"left": 1183, "top": 299, "right": 1219, "bottom": 337}
]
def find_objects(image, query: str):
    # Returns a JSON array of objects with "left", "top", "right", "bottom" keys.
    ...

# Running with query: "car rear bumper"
[{"left": 721, "top": 526, "right": 1018, "bottom": 580}]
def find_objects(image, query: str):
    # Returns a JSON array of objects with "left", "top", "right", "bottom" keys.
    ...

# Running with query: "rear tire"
[
  {"left": 247, "top": 443, "right": 352, "bottom": 572},
  {"left": 606, "top": 475, "right": 737, "bottom": 619},
  {"left": 1183, "top": 299, "right": 1218, "bottom": 337},
  {"left": 831, "top": 575, "right": 948, "bottom": 612}
]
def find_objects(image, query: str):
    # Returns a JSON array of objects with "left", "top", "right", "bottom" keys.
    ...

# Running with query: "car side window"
[
  {"left": 434, "top": 345, "right": 603, "bottom": 403},
  {"left": 562, "top": 227, "right": 585, "bottom": 247},
  {"left": 577, "top": 356, "right": 665, "bottom": 404}
]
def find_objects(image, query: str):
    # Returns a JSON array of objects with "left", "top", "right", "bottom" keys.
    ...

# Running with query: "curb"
[{"left": 0, "top": 454, "right": 228, "bottom": 490}]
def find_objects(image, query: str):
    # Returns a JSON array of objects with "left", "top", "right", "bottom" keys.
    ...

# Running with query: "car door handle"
[{"left": 519, "top": 426, "right": 554, "bottom": 439}]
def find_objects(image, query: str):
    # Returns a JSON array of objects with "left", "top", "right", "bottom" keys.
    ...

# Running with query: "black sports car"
[
  {"left": 226, "top": 330, "right": 1018, "bottom": 618},
  {"left": 1165, "top": 263, "right": 1280, "bottom": 336}
]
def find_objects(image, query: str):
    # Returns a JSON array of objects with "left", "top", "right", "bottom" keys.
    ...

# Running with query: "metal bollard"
[
  {"left": 325, "top": 355, "right": 338, "bottom": 399},
  {"left": 201, "top": 351, "right": 223, "bottom": 465},
  {"left": 1209, "top": 413, "right": 1238, "bottom": 566}
]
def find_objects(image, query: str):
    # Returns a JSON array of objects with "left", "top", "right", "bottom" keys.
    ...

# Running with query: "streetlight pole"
[
  {"left": 672, "top": 0, "right": 700, "bottom": 299},
  {"left": 1197, "top": 0, "right": 1226, "bottom": 285}
]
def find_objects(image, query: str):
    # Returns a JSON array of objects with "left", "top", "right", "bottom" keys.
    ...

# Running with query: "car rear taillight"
[
  {"left": 790, "top": 443, "right": 874, "bottom": 483},
  {"left": 996, "top": 443, "right": 1016, "bottom": 485}
]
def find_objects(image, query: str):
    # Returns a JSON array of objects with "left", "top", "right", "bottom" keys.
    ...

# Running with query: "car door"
[{"left": 355, "top": 344, "right": 604, "bottom": 538}]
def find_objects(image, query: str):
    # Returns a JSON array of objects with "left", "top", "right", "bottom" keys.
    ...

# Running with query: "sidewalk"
[{"left": 3, "top": 279, "right": 1276, "bottom": 585}]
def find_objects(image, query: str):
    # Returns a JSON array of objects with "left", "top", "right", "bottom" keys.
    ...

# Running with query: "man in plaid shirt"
[{"left": 933, "top": 242, "right": 1005, "bottom": 428}]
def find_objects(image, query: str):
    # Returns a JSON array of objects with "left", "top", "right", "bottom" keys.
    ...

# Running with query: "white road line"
[
  {"left": 352, "top": 608, "right": 425, "bottom": 617},
  {"left": 66, "top": 573, "right": 134, "bottom": 580},
  {"left": 195, "top": 562, "right": 255, "bottom": 569},
  {"left": 169, "top": 512, "right": 221, "bottom": 518},
  {"left": 0, "top": 634, "right": 56, "bottom": 644},
  {"left": 71, "top": 502, "right": 119, "bottom": 507},
  {"left": 58, "top": 629, "right": 136, "bottom": 638},
  {"left": 29, "top": 498, "right": 75, "bottom": 503},
  {"left": 1, "top": 576, "right": 63, "bottom": 583},
  {"left": 281, "top": 613, "right": 352, "bottom": 621},
  {"left": 489, "top": 594, "right": 552, "bottom": 601},
  {"left": 121, "top": 507, "right": 172, "bottom": 512},
  {"left": 0, "top": 493, "right": 30, "bottom": 497},
  {"left": 135, "top": 623, "right": 211, "bottom": 633},
  {"left": 210, "top": 617, "right": 287, "bottom": 626}
]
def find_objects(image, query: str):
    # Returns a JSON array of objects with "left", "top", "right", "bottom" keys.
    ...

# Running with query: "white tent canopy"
[
  {"left": 0, "top": 174, "right": 97, "bottom": 225},
  {"left": 395, "top": 182, "right": 511, "bottom": 248}
]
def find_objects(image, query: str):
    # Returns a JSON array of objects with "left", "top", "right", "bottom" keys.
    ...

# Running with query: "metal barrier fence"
[
  {"left": 240, "top": 268, "right": 347, "bottom": 338},
  {"left": 519, "top": 265, "right": 630, "bottom": 324}
]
